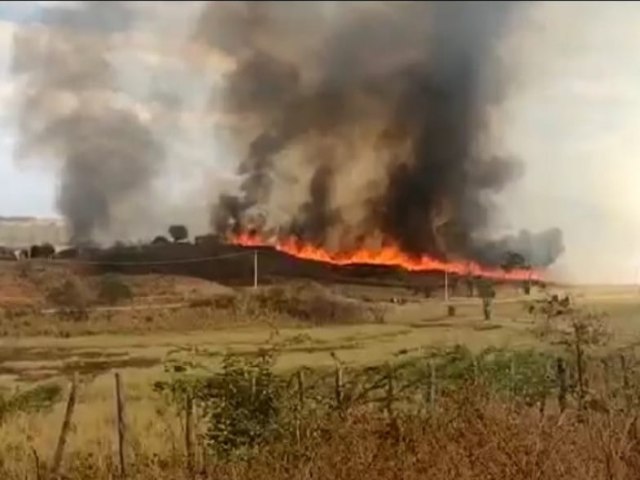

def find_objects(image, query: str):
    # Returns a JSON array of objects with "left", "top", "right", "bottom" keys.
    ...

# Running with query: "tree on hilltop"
[{"left": 168, "top": 225, "right": 189, "bottom": 243}]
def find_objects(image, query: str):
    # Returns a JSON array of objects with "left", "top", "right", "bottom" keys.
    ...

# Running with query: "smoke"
[
  {"left": 471, "top": 228, "right": 565, "bottom": 268},
  {"left": 11, "top": 1, "right": 165, "bottom": 243},
  {"left": 199, "top": 1, "right": 564, "bottom": 267}
]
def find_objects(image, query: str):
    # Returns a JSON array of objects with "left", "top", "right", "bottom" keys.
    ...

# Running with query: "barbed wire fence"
[{"left": 34, "top": 338, "right": 640, "bottom": 478}]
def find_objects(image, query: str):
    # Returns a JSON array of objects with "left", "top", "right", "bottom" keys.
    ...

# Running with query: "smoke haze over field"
[{"left": 5, "top": 2, "right": 640, "bottom": 281}]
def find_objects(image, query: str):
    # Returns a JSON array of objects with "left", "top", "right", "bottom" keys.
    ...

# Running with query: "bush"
[
  {"left": 46, "top": 278, "right": 91, "bottom": 320},
  {"left": 0, "top": 382, "right": 62, "bottom": 423},
  {"left": 236, "top": 283, "right": 376, "bottom": 324},
  {"left": 154, "top": 351, "right": 284, "bottom": 460},
  {"left": 97, "top": 274, "right": 133, "bottom": 305}
]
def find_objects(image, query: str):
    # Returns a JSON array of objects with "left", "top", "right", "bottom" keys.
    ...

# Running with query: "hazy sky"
[
  {"left": 0, "top": 2, "right": 57, "bottom": 217},
  {"left": 1, "top": 2, "right": 640, "bottom": 282}
]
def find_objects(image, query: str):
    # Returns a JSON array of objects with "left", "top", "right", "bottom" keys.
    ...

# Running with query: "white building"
[{"left": 0, "top": 216, "right": 70, "bottom": 248}]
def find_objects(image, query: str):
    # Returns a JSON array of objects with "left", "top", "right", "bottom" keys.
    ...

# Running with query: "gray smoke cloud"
[
  {"left": 199, "top": 1, "right": 564, "bottom": 267},
  {"left": 6, "top": 1, "right": 566, "bottom": 270},
  {"left": 12, "top": 1, "right": 165, "bottom": 243}
]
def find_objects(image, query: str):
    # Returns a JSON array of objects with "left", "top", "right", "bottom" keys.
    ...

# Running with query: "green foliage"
[
  {"left": 0, "top": 383, "right": 62, "bottom": 423},
  {"left": 155, "top": 351, "right": 284, "bottom": 460},
  {"left": 570, "top": 313, "right": 611, "bottom": 348},
  {"left": 398, "top": 346, "right": 555, "bottom": 406},
  {"left": 97, "top": 274, "right": 133, "bottom": 305},
  {"left": 478, "top": 348, "right": 554, "bottom": 406}
]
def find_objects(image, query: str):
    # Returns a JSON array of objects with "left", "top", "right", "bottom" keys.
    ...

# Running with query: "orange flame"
[{"left": 231, "top": 233, "right": 541, "bottom": 282}]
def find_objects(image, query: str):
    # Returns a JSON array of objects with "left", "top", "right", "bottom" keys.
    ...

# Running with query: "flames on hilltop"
[{"left": 231, "top": 233, "right": 540, "bottom": 282}]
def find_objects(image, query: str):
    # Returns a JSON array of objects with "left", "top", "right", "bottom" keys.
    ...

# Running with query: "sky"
[
  {"left": 1, "top": 2, "right": 640, "bottom": 282},
  {"left": 0, "top": 2, "right": 57, "bottom": 217},
  {"left": 0, "top": 1, "right": 230, "bottom": 232}
]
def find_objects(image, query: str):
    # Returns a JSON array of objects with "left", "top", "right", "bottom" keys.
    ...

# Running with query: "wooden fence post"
[
  {"left": 115, "top": 372, "right": 127, "bottom": 478},
  {"left": 334, "top": 366, "right": 343, "bottom": 410},
  {"left": 295, "top": 369, "right": 305, "bottom": 445},
  {"left": 429, "top": 361, "right": 437, "bottom": 410},
  {"left": 297, "top": 370, "right": 305, "bottom": 410},
  {"left": 250, "top": 371, "right": 257, "bottom": 402},
  {"left": 510, "top": 357, "right": 517, "bottom": 400},
  {"left": 32, "top": 447, "right": 41, "bottom": 480},
  {"left": 185, "top": 394, "right": 194, "bottom": 479},
  {"left": 602, "top": 358, "right": 611, "bottom": 400},
  {"left": 385, "top": 363, "right": 395, "bottom": 418},
  {"left": 620, "top": 354, "right": 632, "bottom": 413},
  {"left": 556, "top": 358, "right": 568, "bottom": 413},
  {"left": 473, "top": 356, "right": 480, "bottom": 385},
  {"left": 52, "top": 373, "right": 78, "bottom": 476},
  {"left": 574, "top": 328, "right": 586, "bottom": 416}
]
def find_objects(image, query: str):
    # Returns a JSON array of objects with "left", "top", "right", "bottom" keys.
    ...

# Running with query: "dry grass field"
[{"left": 2, "top": 260, "right": 640, "bottom": 479}]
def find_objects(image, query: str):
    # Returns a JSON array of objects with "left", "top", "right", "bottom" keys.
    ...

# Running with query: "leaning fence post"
[
  {"left": 185, "top": 394, "right": 194, "bottom": 478},
  {"left": 115, "top": 372, "right": 127, "bottom": 478},
  {"left": 31, "top": 447, "right": 41, "bottom": 480},
  {"left": 52, "top": 373, "right": 78, "bottom": 476},
  {"left": 556, "top": 357, "right": 568, "bottom": 413}
]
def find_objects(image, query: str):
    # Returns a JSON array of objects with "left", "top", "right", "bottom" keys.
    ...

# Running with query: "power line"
[{"left": 45, "top": 251, "right": 255, "bottom": 267}]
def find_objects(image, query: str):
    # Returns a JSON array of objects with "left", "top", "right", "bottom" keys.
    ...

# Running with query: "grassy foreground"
[
  {"left": 3, "top": 263, "right": 640, "bottom": 479},
  {"left": 2, "top": 383, "right": 640, "bottom": 479},
  {"left": 2, "top": 335, "right": 640, "bottom": 480}
]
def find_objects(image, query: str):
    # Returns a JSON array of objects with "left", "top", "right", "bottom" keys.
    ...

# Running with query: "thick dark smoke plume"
[
  {"left": 12, "top": 1, "right": 164, "bottom": 243},
  {"left": 198, "top": 1, "right": 564, "bottom": 268}
]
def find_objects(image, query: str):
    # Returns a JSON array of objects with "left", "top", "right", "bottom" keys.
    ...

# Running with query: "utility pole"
[
  {"left": 444, "top": 268, "right": 449, "bottom": 304},
  {"left": 253, "top": 249, "right": 258, "bottom": 289}
]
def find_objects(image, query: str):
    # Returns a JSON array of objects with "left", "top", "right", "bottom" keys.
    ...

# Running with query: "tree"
[
  {"left": 29, "top": 245, "right": 40, "bottom": 259},
  {"left": 501, "top": 251, "right": 533, "bottom": 296},
  {"left": 168, "top": 225, "right": 189, "bottom": 243},
  {"left": 151, "top": 235, "right": 170, "bottom": 246},
  {"left": 30, "top": 243, "right": 55, "bottom": 258},
  {"left": 40, "top": 243, "right": 55, "bottom": 258},
  {"left": 501, "top": 251, "right": 526, "bottom": 272}
]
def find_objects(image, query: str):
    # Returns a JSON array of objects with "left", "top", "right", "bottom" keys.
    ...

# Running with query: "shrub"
[
  {"left": 97, "top": 274, "right": 133, "bottom": 305},
  {"left": 154, "top": 351, "right": 284, "bottom": 460},
  {"left": 0, "top": 382, "right": 62, "bottom": 423},
  {"left": 46, "top": 278, "right": 91, "bottom": 320},
  {"left": 236, "top": 283, "right": 376, "bottom": 324}
]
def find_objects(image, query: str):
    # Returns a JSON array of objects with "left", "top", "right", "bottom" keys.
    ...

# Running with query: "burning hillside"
[
  {"left": 232, "top": 233, "right": 538, "bottom": 281},
  {"left": 207, "top": 2, "right": 565, "bottom": 271}
]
